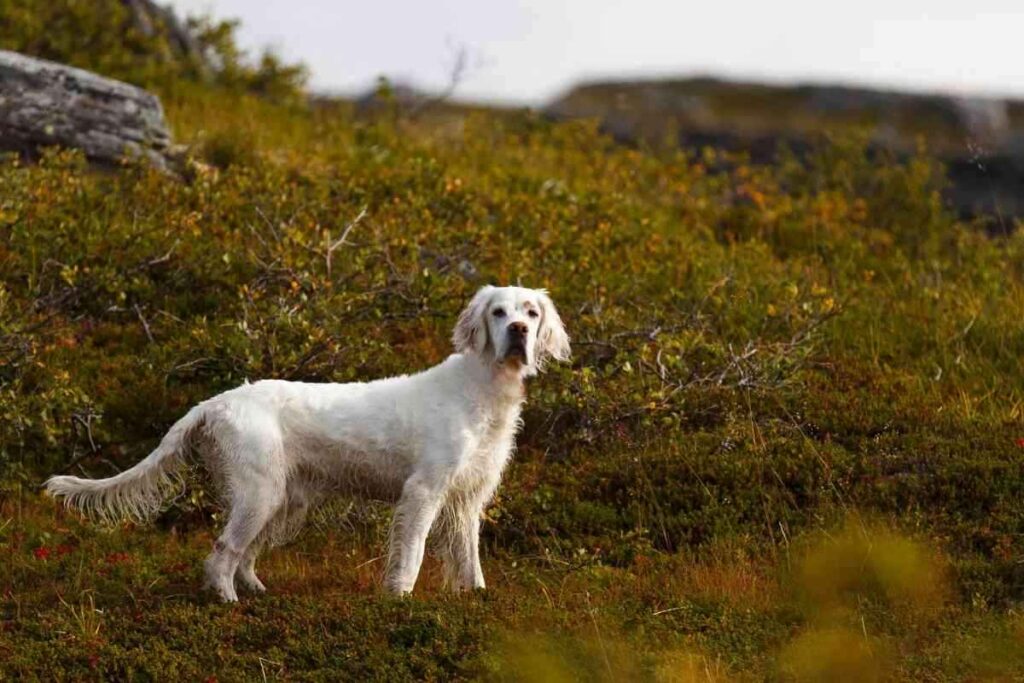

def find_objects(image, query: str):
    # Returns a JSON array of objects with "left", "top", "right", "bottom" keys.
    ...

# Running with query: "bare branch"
[
  {"left": 406, "top": 44, "right": 469, "bottom": 118},
  {"left": 133, "top": 303, "right": 155, "bottom": 343},
  {"left": 325, "top": 206, "right": 368, "bottom": 279}
]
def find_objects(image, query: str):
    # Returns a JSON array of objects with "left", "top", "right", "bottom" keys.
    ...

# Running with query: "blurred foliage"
[
  {"left": 0, "top": 0, "right": 306, "bottom": 100},
  {"left": 549, "top": 78, "right": 1024, "bottom": 157}
]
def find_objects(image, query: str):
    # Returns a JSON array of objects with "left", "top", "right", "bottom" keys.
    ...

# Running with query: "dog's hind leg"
[
  {"left": 235, "top": 537, "right": 268, "bottom": 593},
  {"left": 205, "top": 479, "right": 284, "bottom": 602},
  {"left": 235, "top": 484, "right": 311, "bottom": 593},
  {"left": 201, "top": 417, "right": 288, "bottom": 602},
  {"left": 204, "top": 478, "right": 284, "bottom": 602}
]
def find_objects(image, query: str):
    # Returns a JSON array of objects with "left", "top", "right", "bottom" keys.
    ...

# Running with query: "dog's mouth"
[{"left": 503, "top": 342, "right": 528, "bottom": 365}]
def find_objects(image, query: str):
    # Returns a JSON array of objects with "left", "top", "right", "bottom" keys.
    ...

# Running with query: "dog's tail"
[{"left": 44, "top": 405, "right": 206, "bottom": 524}]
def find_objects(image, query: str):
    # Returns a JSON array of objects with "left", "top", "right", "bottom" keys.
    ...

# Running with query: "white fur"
[{"left": 44, "top": 286, "right": 570, "bottom": 602}]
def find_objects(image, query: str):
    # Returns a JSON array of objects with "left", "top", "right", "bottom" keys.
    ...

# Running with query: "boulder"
[{"left": 0, "top": 50, "right": 174, "bottom": 170}]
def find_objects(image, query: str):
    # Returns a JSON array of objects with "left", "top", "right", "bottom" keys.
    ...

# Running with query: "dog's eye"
[
  {"left": 492, "top": 308, "right": 506, "bottom": 318},
  {"left": 527, "top": 309, "right": 539, "bottom": 319}
]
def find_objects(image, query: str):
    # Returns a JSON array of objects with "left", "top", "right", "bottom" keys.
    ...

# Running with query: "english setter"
[{"left": 45, "top": 285, "right": 570, "bottom": 601}]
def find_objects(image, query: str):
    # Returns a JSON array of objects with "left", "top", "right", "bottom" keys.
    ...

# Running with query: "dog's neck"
[
  {"left": 463, "top": 353, "right": 527, "bottom": 407},
  {"left": 491, "top": 363, "right": 527, "bottom": 402}
]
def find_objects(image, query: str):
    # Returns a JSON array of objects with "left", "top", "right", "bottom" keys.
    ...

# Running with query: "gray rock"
[{"left": 0, "top": 50, "right": 174, "bottom": 170}]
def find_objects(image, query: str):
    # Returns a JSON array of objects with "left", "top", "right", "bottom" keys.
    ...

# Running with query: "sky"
[{"left": 168, "top": 1, "right": 1024, "bottom": 104}]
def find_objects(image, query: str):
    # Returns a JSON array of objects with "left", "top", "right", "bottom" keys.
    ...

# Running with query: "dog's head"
[{"left": 453, "top": 285, "right": 570, "bottom": 376}]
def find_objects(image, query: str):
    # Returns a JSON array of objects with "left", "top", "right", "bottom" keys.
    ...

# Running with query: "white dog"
[{"left": 45, "top": 285, "right": 570, "bottom": 601}]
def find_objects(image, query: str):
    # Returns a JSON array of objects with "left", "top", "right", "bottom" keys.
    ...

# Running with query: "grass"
[
  {"left": 4, "top": 497, "right": 1024, "bottom": 680},
  {"left": 2, "top": 2, "right": 1024, "bottom": 679}
]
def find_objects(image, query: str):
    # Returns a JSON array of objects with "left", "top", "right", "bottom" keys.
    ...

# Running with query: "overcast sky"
[{"left": 168, "top": 1, "right": 1023, "bottom": 104}]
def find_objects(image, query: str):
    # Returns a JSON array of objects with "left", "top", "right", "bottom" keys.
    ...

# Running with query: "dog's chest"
[{"left": 460, "top": 404, "right": 520, "bottom": 479}]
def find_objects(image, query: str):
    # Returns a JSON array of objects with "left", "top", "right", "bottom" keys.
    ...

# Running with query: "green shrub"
[{"left": 0, "top": 0, "right": 305, "bottom": 100}]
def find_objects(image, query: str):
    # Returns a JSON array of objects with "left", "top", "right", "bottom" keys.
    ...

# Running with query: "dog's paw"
[
  {"left": 203, "top": 576, "right": 239, "bottom": 603},
  {"left": 239, "top": 575, "right": 266, "bottom": 593}
]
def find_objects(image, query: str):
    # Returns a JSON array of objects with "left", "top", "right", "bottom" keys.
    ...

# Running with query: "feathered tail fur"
[{"left": 44, "top": 405, "right": 205, "bottom": 524}]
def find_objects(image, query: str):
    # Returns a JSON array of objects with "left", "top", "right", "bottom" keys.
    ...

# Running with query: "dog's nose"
[{"left": 508, "top": 321, "right": 528, "bottom": 336}]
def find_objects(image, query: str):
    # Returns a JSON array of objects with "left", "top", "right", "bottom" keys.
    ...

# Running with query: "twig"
[
  {"left": 72, "top": 413, "right": 99, "bottom": 454},
  {"left": 284, "top": 341, "right": 330, "bottom": 380},
  {"left": 652, "top": 606, "right": 688, "bottom": 616},
  {"left": 325, "top": 206, "right": 368, "bottom": 279},
  {"left": 169, "top": 357, "right": 214, "bottom": 375},
  {"left": 53, "top": 451, "right": 99, "bottom": 479},
  {"left": 258, "top": 657, "right": 283, "bottom": 683},
  {"left": 406, "top": 44, "right": 468, "bottom": 119},
  {"left": 254, "top": 207, "right": 282, "bottom": 243},
  {"left": 133, "top": 303, "right": 155, "bottom": 343},
  {"left": 354, "top": 555, "right": 383, "bottom": 570},
  {"left": 146, "top": 240, "right": 179, "bottom": 267},
  {"left": 53, "top": 412, "right": 103, "bottom": 477}
]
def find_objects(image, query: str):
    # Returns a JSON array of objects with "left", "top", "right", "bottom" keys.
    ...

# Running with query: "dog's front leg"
[
  {"left": 385, "top": 473, "right": 447, "bottom": 594},
  {"left": 442, "top": 504, "right": 485, "bottom": 591}
]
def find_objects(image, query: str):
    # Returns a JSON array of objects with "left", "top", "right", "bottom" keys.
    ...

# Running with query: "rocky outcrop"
[
  {"left": 547, "top": 78, "right": 1024, "bottom": 223},
  {"left": 0, "top": 50, "right": 175, "bottom": 170}
]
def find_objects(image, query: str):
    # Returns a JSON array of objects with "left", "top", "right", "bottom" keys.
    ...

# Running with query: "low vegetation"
[{"left": 1, "top": 2, "right": 1023, "bottom": 679}]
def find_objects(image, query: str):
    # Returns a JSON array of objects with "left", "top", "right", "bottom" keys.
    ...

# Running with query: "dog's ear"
[
  {"left": 536, "top": 290, "right": 571, "bottom": 369},
  {"left": 453, "top": 285, "right": 495, "bottom": 355}
]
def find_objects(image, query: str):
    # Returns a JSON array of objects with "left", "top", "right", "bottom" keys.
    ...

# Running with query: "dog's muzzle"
[{"left": 504, "top": 322, "right": 529, "bottom": 363}]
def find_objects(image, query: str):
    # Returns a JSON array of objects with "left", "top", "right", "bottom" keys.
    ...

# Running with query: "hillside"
[
  {"left": 2, "top": 2, "right": 1024, "bottom": 680},
  {"left": 549, "top": 78, "right": 1024, "bottom": 224}
]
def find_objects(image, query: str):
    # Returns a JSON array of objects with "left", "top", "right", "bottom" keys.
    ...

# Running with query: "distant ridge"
[{"left": 547, "top": 78, "right": 1024, "bottom": 223}]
